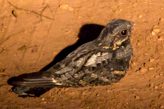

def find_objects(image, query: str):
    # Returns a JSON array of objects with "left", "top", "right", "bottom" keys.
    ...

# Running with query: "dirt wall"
[{"left": 0, "top": 0, "right": 164, "bottom": 109}]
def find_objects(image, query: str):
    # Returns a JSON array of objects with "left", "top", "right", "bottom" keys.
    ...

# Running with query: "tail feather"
[{"left": 8, "top": 72, "right": 56, "bottom": 97}]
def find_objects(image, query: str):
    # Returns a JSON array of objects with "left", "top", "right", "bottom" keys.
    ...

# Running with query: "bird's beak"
[{"left": 112, "top": 36, "right": 129, "bottom": 50}]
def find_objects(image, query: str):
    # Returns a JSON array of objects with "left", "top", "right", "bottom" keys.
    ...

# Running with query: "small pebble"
[
  {"left": 158, "top": 36, "right": 163, "bottom": 41},
  {"left": 151, "top": 26, "right": 160, "bottom": 36},
  {"left": 134, "top": 95, "right": 140, "bottom": 100},
  {"left": 154, "top": 86, "right": 159, "bottom": 90},
  {"left": 132, "top": 61, "right": 136, "bottom": 66},
  {"left": 154, "top": 75, "right": 159, "bottom": 78},
  {"left": 160, "top": 105, "right": 164, "bottom": 109},
  {"left": 140, "top": 68, "right": 147, "bottom": 73},
  {"left": 96, "top": 93, "right": 100, "bottom": 97},
  {"left": 149, "top": 58, "right": 155, "bottom": 63},
  {"left": 138, "top": 15, "right": 143, "bottom": 18},
  {"left": 148, "top": 67, "right": 154, "bottom": 71},
  {"left": 148, "top": 83, "right": 154, "bottom": 88},
  {"left": 59, "top": 4, "right": 74, "bottom": 11},
  {"left": 159, "top": 73, "right": 163, "bottom": 76}
]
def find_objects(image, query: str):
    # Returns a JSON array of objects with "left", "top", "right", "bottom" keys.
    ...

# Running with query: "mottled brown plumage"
[{"left": 8, "top": 19, "right": 133, "bottom": 96}]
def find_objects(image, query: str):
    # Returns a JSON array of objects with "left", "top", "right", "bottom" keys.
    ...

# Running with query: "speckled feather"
[{"left": 8, "top": 19, "right": 133, "bottom": 96}]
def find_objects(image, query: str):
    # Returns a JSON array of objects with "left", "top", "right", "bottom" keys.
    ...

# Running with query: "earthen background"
[{"left": 0, "top": 0, "right": 164, "bottom": 109}]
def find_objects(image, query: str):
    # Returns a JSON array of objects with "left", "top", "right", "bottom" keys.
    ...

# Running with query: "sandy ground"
[{"left": 0, "top": 0, "right": 164, "bottom": 109}]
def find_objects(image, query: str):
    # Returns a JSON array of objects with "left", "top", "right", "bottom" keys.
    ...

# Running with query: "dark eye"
[{"left": 120, "top": 30, "right": 127, "bottom": 36}]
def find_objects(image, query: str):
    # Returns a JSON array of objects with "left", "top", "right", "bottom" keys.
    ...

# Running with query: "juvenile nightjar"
[{"left": 8, "top": 19, "right": 133, "bottom": 96}]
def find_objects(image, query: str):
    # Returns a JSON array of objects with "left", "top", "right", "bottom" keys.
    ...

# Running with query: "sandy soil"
[{"left": 0, "top": 0, "right": 164, "bottom": 109}]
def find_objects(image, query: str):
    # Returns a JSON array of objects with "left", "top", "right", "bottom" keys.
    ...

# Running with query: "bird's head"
[{"left": 97, "top": 19, "right": 133, "bottom": 50}]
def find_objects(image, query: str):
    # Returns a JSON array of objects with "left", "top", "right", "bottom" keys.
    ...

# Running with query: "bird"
[{"left": 8, "top": 19, "right": 133, "bottom": 97}]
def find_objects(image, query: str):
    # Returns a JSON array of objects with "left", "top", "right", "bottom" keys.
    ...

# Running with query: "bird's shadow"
[{"left": 40, "top": 24, "right": 105, "bottom": 71}]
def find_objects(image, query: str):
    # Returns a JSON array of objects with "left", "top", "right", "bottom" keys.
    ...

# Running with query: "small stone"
[
  {"left": 59, "top": 4, "right": 74, "bottom": 11},
  {"left": 134, "top": 95, "right": 140, "bottom": 100},
  {"left": 138, "top": 15, "right": 143, "bottom": 18},
  {"left": 131, "top": 61, "right": 136, "bottom": 66},
  {"left": 158, "top": 36, "right": 163, "bottom": 41},
  {"left": 159, "top": 73, "right": 163, "bottom": 76},
  {"left": 160, "top": 105, "right": 164, "bottom": 109},
  {"left": 154, "top": 75, "right": 160, "bottom": 78},
  {"left": 154, "top": 86, "right": 158, "bottom": 90},
  {"left": 151, "top": 32, "right": 155, "bottom": 36},
  {"left": 151, "top": 26, "right": 160, "bottom": 36},
  {"left": 149, "top": 58, "right": 155, "bottom": 63},
  {"left": 153, "top": 28, "right": 160, "bottom": 33},
  {"left": 140, "top": 68, "right": 147, "bottom": 73},
  {"left": 148, "top": 67, "right": 154, "bottom": 71},
  {"left": 148, "top": 83, "right": 154, "bottom": 88},
  {"left": 136, "top": 42, "right": 141, "bottom": 46},
  {"left": 96, "top": 93, "right": 100, "bottom": 97}
]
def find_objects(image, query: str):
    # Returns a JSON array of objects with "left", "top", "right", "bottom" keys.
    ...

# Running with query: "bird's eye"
[{"left": 120, "top": 30, "right": 127, "bottom": 36}]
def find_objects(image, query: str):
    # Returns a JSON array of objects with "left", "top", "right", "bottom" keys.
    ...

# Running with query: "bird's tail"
[{"left": 8, "top": 72, "right": 57, "bottom": 97}]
